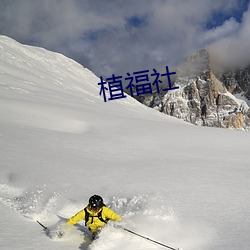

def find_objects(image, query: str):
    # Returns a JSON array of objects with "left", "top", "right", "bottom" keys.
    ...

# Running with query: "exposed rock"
[
  {"left": 139, "top": 49, "right": 250, "bottom": 130},
  {"left": 217, "top": 66, "right": 250, "bottom": 100}
]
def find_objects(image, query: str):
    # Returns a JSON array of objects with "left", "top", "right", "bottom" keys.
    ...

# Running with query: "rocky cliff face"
[
  {"left": 217, "top": 66, "right": 250, "bottom": 100},
  {"left": 139, "top": 49, "right": 250, "bottom": 130}
]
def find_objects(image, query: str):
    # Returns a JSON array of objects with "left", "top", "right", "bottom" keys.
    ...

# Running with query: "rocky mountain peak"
[
  {"left": 138, "top": 49, "right": 250, "bottom": 130},
  {"left": 177, "top": 48, "right": 210, "bottom": 78}
]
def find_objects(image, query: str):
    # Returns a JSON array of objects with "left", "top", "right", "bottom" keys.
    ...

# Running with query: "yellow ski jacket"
[{"left": 67, "top": 206, "right": 121, "bottom": 233}]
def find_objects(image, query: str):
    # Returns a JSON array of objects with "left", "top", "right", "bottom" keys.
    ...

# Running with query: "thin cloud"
[
  {"left": 209, "top": 3, "right": 250, "bottom": 68},
  {"left": 200, "top": 17, "right": 240, "bottom": 45}
]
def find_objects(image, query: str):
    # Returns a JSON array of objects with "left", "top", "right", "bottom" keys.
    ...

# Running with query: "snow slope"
[{"left": 0, "top": 36, "right": 249, "bottom": 250}]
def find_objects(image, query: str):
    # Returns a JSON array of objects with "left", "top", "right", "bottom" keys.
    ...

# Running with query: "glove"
[
  {"left": 56, "top": 230, "right": 64, "bottom": 238},
  {"left": 55, "top": 223, "right": 71, "bottom": 238}
]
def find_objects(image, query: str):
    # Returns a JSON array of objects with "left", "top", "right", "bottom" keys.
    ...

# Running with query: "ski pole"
[
  {"left": 122, "top": 227, "right": 180, "bottom": 250},
  {"left": 37, "top": 220, "right": 48, "bottom": 230}
]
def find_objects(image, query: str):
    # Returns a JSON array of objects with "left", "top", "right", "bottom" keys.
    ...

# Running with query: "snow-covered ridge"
[{"left": 0, "top": 36, "right": 155, "bottom": 134}]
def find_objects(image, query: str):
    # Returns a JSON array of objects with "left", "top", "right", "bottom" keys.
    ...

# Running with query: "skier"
[{"left": 66, "top": 194, "right": 122, "bottom": 239}]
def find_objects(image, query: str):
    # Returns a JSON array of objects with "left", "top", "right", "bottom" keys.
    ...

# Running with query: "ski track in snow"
[{"left": 0, "top": 180, "right": 211, "bottom": 250}]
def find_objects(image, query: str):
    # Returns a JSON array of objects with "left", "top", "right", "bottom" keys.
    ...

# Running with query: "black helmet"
[{"left": 89, "top": 195, "right": 104, "bottom": 210}]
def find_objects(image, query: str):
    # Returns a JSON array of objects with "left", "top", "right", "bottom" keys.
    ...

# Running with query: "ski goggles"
[{"left": 89, "top": 205, "right": 101, "bottom": 212}]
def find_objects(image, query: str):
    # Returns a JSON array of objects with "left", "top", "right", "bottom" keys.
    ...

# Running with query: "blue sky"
[
  {"left": 205, "top": 0, "right": 249, "bottom": 28},
  {"left": 0, "top": 0, "right": 249, "bottom": 77}
]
